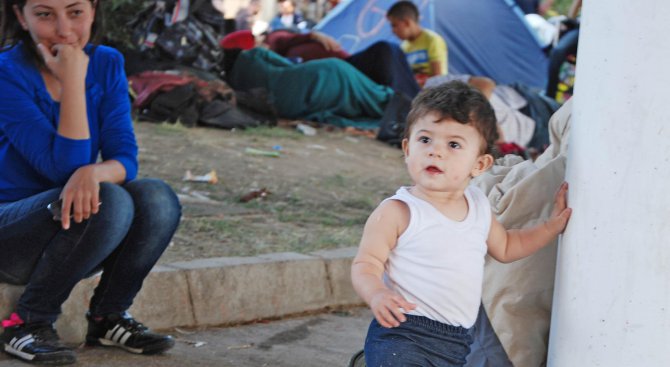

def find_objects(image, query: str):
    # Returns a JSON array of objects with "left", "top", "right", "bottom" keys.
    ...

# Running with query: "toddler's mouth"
[{"left": 426, "top": 165, "right": 443, "bottom": 174}]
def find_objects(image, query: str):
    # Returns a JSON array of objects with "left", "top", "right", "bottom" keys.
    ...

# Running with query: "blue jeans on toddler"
[
  {"left": 364, "top": 314, "right": 473, "bottom": 367},
  {"left": 0, "top": 178, "right": 181, "bottom": 324}
]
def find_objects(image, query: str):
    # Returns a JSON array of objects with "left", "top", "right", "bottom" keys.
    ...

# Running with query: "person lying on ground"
[
  {"left": 351, "top": 81, "right": 571, "bottom": 366},
  {"left": 222, "top": 46, "right": 398, "bottom": 129},
  {"left": 222, "top": 29, "right": 420, "bottom": 98},
  {"left": 0, "top": 0, "right": 181, "bottom": 364}
]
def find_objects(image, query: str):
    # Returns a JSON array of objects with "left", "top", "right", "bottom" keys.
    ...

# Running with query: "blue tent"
[{"left": 315, "top": 0, "right": 548, "bottom": 89}]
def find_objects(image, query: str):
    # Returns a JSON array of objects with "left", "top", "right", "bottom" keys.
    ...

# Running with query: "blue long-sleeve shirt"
[{"left": 0, "top": 43, "right": 138, "bottom": 202}]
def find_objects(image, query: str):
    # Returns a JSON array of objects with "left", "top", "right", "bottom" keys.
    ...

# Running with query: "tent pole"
[{"left": 547, "top": 0, "right": 670, "bottom": 365}]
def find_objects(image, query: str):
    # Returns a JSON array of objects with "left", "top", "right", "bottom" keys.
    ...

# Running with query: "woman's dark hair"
[{"left": 0, "top": 0, "right": 103, "bottom": 65}]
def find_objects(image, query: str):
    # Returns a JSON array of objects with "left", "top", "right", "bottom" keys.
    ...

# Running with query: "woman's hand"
[
  {"left": 59, "top": 164, "right": 101, "bottom": 230},
  {"left": 36, "top": 43, "right": 89, "bottom": 85}
]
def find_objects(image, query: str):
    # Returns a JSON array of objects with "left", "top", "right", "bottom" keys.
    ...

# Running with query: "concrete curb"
[{"left": 0, "top": 247, "right": 362, "bottom": 343}]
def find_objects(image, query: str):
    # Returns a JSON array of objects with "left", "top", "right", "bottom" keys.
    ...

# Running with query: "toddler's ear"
[
  {"left": 401, "top": 138, "right": 410, "bottom": 157},
  {"left": 471, "top": 154, "right": 494, "bottom": 177}
]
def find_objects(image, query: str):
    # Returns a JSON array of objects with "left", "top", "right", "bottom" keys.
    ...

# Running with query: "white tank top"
[{"left": 384, "top": 185, "right": 491, "bottom": 328}]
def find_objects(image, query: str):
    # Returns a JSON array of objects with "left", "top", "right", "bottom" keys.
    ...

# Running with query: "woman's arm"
[
  {"left": 38, "top": 43, "right": 90, "bottom": 140},
  {"left": 58, "top": 160, "right": 126, "bottom": 230}
]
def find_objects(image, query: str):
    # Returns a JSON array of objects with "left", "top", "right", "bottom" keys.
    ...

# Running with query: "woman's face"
[{"left": 13, "top": 0, "right": 95, "bottom": 51}]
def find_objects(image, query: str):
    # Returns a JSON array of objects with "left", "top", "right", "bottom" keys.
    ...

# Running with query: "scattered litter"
[
  {"left": 245, "top": 147, "right": 280, "bottom": 157},
  {"left": 296, "top": 123, "right": 317, "bottom": 136},
  {"left": 272, "top": 145, "right": 282, "bottom": 151},
  {"left": 174, "top": 327, "right": 196, "bottom": 335},
  {"left": 307, "top": 144, "right": 326, "bottom": 150},
  {"left": 344, "top": 126, "right": 376, "bottom": 138},
  {"left": 227, "top": 344, "right": 253, "bottom": 350},
  {"left": 183, "top": 169, "right": 218, "bottom": 184},
  {"left": 177, "top": 338, "right": 208, "bottom": 348},
  {"left": 182, "top": 340, "right": 207, "bottom": 348},
  {"left": 240, "top": 188, "right": 271, "bottom": 203}
]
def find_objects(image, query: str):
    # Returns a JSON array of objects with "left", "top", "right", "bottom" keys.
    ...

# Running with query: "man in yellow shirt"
[{"left": 387, "top": 1, "right": 447, "bottom": 86}]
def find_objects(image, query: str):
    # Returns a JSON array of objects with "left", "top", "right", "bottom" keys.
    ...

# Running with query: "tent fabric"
[{"left": 315, "top": 0, "right": 548, "bottom": 89}]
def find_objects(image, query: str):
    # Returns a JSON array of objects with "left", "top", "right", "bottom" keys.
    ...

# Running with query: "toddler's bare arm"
[
  {"left": 351, "top": 200, "right": 416, "bottom": 327},
  {"left": 487, "top": 182, "right": 572, "bottom": 263}
]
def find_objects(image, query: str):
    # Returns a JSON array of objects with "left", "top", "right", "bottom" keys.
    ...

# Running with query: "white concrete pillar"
[{"left": 547, "top": 1, "right": 670, "bottom": 366}]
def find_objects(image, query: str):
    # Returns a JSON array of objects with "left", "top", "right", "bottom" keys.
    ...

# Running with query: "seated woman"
[
  {"left": 0, "top": 0, "right": 181, "bottom": 364},
  {"left": 224, "top": 46, "right": 398, "bottom": 129}
]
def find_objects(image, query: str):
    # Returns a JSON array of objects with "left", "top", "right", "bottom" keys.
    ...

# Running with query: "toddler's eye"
[
  {"left": 418, "top": 136, "right": 430, "bottom": 144},
  {"left": 449, "top": 141, "right": 461, "bottom": 149}
]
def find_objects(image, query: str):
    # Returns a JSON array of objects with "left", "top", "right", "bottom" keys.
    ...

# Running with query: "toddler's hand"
[
  {"left": 369, "top": 289, "right": 416, "bottom": 328},
  {"left": 546, "top": 181, "right": 572, "bottom": 235}
]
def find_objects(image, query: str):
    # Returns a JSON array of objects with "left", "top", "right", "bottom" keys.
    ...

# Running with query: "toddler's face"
[{"left": 402, "top": 112, "right": 488, "bottom": 194}]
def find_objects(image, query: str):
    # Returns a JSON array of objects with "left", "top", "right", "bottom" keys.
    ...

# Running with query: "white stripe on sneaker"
[
  {"left": 12, "top": 335, "right": 34, "bottom": 351},
  {"left": 118, "top": 330, "right": 132, "bottom": 345},
  {"left": 5, "top": 343, "right": 36, "bottom": 361},
  {"left": 106, "top": 324, "right": 122, "bottom": 342}
]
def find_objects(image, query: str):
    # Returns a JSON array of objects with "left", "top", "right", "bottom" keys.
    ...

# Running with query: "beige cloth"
[{"left": 472, "top": 99, "right": 572, "bottom": 367}]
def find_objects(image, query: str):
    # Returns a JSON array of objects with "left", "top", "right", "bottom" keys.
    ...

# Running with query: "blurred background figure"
[
  {"left": 235, "top": 0, "right": 262, "bottom": 30},
  {"left": 269, "top": 0, "right": 314, "bottom": 32}
]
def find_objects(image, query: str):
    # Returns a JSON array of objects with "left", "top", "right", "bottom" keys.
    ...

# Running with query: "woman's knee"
[
  {"left": 124, "top": 178, "right": 181, "bottom": 226},
  {"left": 96, "top": 182, "right": 135, "bottom": 229}
]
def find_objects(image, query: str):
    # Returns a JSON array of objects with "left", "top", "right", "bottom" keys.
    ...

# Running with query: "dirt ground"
[{"left": 133, "top": 121, "right": 410, "bottom": 264}]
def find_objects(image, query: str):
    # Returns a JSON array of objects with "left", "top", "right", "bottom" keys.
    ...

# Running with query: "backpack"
[{"left": 128, "top": 0, "right": 223, "bottom": 73}]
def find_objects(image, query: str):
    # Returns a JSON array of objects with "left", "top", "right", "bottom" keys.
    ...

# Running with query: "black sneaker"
[
  {"left": 1, "top": 320, "right": 76, "bottom": 365},
  {"left": 85, "top": 313, "right": 174, "bottom": 354}
]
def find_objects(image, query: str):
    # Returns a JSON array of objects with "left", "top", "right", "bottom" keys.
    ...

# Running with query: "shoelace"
[
  {"left": 29, "top": 324, "right": 60, "bottom": 343},
  {"left": 117, "top": 317, "right": 149, "bottom": 334}
]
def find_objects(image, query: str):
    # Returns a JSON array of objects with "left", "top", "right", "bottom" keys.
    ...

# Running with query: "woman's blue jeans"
[
  {"left": 364, "top": 314, "right": 473, "bottom": 367},
  {"left": 0, "top": 178, "right": 181, "bottom": 324}
]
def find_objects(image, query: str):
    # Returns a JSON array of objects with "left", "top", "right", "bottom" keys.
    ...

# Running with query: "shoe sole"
[
  {"left": 86, "top": 336, "right": 175, "bottom": 355},
  {"left": 4, "top": 344, "right": 76, "bottom": 365}
]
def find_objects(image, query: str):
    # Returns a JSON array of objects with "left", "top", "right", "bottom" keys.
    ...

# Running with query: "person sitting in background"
[
  {"left": 545, "top": 0, "right": 581, "bottom": 101},
  {"left": 235, "top": 0, "right": 262, "bottom": 31},
  {"left": 386, "top": 1, "right": 448, "bottom": 86},
  {"left": 269, "top": 0, "right": 312, "bottom": 32}
]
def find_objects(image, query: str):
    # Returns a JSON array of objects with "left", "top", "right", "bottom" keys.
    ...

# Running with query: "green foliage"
[
  {"left": 546, "top": 0, "right": 575, "bottom": 17},
  {"left": 100, "top": 0, "right": 149, "bottom": 48}
]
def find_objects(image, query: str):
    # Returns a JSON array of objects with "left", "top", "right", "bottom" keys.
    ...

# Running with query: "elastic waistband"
[{"left": 404, "top": 314, "right": 470, "bottom": 335}]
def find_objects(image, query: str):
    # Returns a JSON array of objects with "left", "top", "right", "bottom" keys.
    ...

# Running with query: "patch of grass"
[
  {"left": 147, "top": 121, "right": 189, "bottom": 135},
  {"left": 241, "top": 126, "right": 303, "bottom": 140}
]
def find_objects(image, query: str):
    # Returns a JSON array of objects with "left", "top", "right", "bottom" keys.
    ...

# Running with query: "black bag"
[
  {"left": 129, "top": 1, "right": 222, "bottom": 73},
  {"left": 141, "top": 84, "right": 200, "bottom": 126},
  {"left": 376, "top": 92, "right": 412, "bottom": 148}
]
